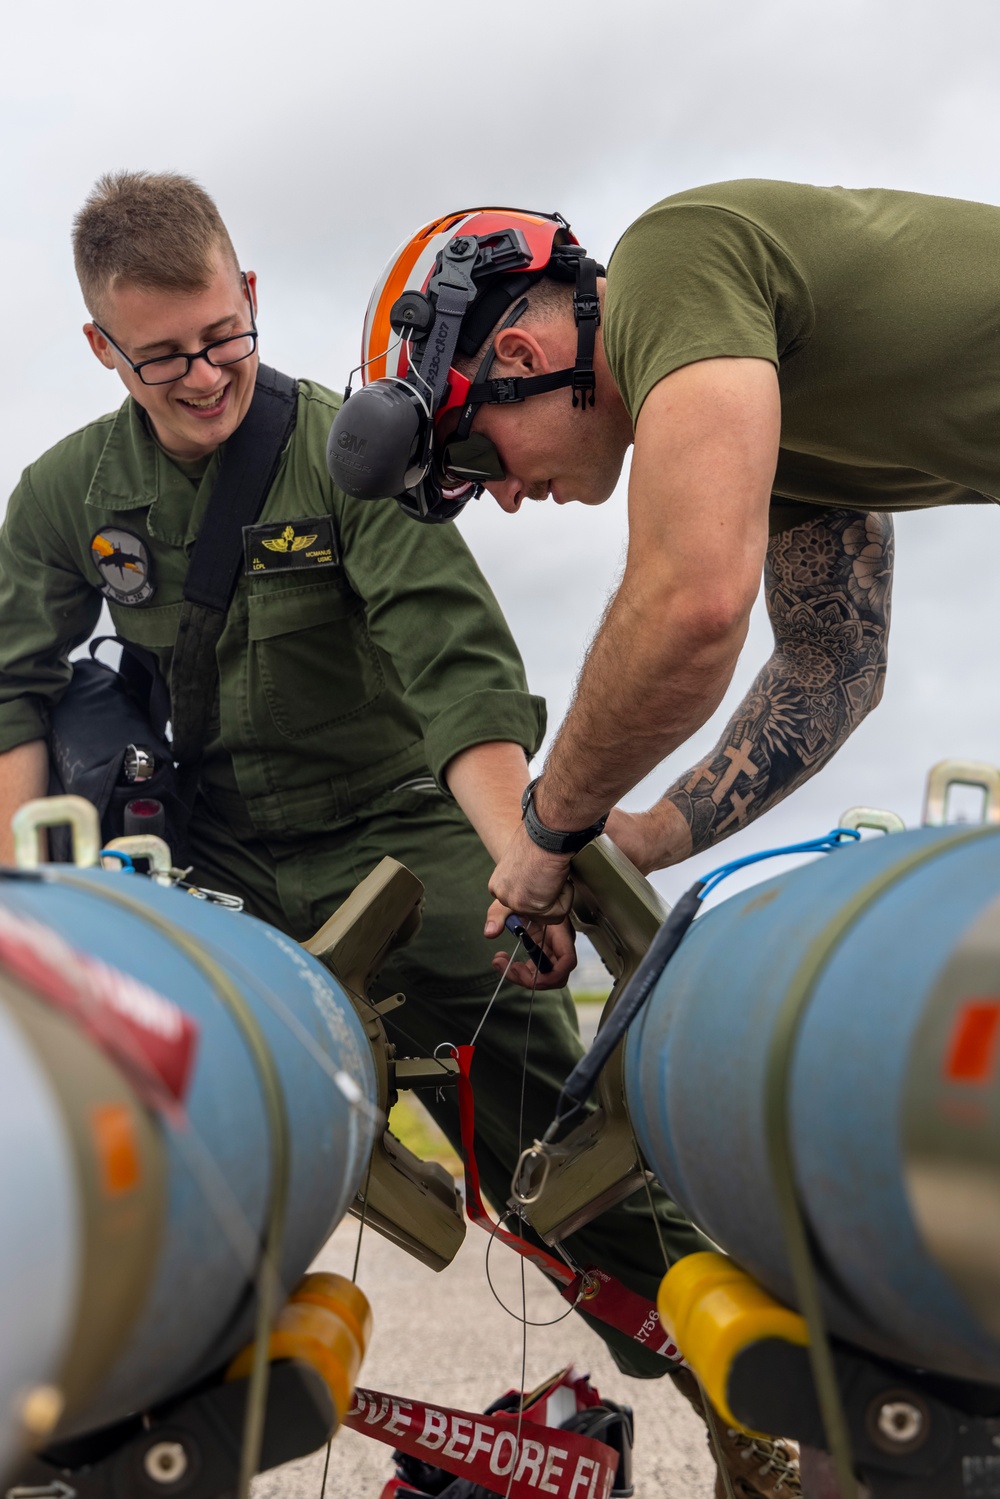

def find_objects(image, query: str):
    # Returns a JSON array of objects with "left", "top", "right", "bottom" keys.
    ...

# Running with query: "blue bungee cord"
[
  {"left": 543, "top": 827, "right": 861, "bottom": 1140},
  {"left": 697, "top": 826, "right": 860, "bottom": 897},
  {"left": 98, "top": 849, "right": 137, "bottom": 873}
]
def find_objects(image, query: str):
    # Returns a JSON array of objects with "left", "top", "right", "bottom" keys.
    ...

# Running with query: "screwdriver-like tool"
[{"left": 503, "top": 914, "right": 554, "bottom": 974}]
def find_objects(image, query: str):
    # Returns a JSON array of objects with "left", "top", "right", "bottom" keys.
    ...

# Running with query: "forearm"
[
  {"left": 535, "top": 573, "right": 748, "bottom": 830},
  {"left": 444, "top": 740, "right": 530, "bottom": 862},
  {"left": 532, "top": 358, "right": 779, "bottom": 835},
  {"left": 643, "top": 508, "right": 894, "bottom": 865},
  {"left": 0, "top": 739, "right": 49, "bottom": 864},
  {"left": 655, "top": 654, "right": 868, "bottom": 862}
]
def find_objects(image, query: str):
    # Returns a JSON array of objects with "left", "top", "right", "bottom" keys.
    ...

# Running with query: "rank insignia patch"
[
  {"left": 243, "top": 516, "right": 338, "bottom": 574},
  {"left": 90, "top": 527, "right": 155, "bottom": 606}
]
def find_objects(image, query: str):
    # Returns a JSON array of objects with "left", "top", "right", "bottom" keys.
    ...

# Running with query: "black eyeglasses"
[{"left": 94, "top": 272, "right": 258, "bottom": 387}]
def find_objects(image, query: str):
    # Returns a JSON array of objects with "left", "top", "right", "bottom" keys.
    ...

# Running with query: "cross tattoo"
[
  {"left": 718, "top": 788, "right": 755, "bottom": 833},
  {"left": 710, "top": 737, "right": 760, "bottom": 807},
  {"left": 685, "top": 764, "right": 718, "bottom": 794}
]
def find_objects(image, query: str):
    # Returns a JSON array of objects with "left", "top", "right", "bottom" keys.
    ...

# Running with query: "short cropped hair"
[
  {"left": 72, "top": 170, "right": 239, "bottom": 318},
  {"left": 453, "top": 276, "right": 575, "bottom": 379}
]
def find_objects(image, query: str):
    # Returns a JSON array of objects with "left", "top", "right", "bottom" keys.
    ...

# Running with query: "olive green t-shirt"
[{"left": 604, "top": 179, "right": 1000, "bottom": 530}]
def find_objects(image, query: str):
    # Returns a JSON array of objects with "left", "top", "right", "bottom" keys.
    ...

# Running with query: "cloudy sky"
[{"left": 3, "top": 0, "right": 999, "bottom": 906}]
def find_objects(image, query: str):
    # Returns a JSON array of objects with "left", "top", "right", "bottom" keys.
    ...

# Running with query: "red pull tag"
[{"left": 452, "top": 1044, "right": 683, "bottom": 1365}]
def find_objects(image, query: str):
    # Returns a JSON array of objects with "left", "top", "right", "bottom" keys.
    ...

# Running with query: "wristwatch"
[{"left": 520, "top": 777, "right": 609, "bottom": 856}]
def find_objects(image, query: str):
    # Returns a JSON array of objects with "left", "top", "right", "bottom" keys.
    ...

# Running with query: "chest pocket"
[
  {"left": 106, "top": 600, "right": 184, "bottom": 680},
  {"left": 247, "top": 579, "right": 385, "bottom": 739}
]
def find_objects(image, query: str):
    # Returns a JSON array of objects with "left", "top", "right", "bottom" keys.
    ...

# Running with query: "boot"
[{"left": 671, "top": 1366, "right": 801, "bottom": 1498}]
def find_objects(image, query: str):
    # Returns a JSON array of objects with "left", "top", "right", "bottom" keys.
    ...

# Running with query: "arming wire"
[
  {"left": 483, "top": 1210, "right": 580, "bottom": 1328},
  {"left": 506, "top": 1257, "right": 529, "bottom": 1499},
  {"left": 470, "top": 939, "right": 523, "bottom": 1045},
  {"left": 482, "top": 921, "right": 582, "bottom": 1327},
  {"left": 504, "top": 945, "right": 543, "bottom": 1499}
]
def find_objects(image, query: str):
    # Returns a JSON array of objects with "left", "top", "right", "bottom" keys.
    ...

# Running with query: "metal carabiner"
[{"left": 510, "top": 1141, "right": 556, "bottom": 1207}]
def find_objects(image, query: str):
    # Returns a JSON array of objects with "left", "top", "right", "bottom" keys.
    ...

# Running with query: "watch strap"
[{"left": 521, "top": 777, "right": 608, "bottom": 856}]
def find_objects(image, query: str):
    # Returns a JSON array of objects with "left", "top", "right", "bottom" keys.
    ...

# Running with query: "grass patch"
[
  {"left": 388, "top": 1092, "right": 463, "bottom": 1179},
  {"left": 570, "top": 988, "right": 612, "bottom": 1006}
]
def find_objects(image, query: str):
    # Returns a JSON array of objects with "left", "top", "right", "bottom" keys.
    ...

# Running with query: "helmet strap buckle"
[
  {"left": 571, "top": 370, "right": 597, "bottom": 409},
  {"left": 570, "top": 257, "right": 601, "bottom": 410}
]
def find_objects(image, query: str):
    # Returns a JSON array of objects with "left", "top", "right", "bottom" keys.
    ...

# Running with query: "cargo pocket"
[{"left": 247, "top": 580, "right": 385, "bottom": 738}]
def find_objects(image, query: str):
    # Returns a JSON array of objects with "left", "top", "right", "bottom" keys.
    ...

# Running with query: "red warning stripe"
[
  {"left": 945, "top": 1000, "right": 1000, "bottom": 1083},
  {"left": 0, "top": 905, "right": 198, "bottom": 1109},
  {"left": 345, "top": 1384, "right": 618, "bottom": 1499}
]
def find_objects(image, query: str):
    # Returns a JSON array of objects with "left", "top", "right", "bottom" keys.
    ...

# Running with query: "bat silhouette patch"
[
  {"left": 243, "top": 516, "right": 338, "bottom": 574},
  {"left": 90, "top": 527, "right": 155, "bottom": 605}
]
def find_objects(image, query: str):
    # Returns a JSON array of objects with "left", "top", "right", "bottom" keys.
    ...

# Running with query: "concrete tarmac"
[{"left": 255, "top": 1213, "right": 715, "bottom": 1499}]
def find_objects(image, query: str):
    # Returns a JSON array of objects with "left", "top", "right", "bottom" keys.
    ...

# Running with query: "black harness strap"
[
  {"left": 170, "top": 364, "right": 298, "bottom": 765},
  {"left": 182, "top": 364, "right": 299, "bottom": 611}
]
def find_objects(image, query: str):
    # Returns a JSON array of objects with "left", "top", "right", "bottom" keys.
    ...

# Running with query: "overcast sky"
[{"left": 2, "top": 0, "right": 999, "bottom": 906}]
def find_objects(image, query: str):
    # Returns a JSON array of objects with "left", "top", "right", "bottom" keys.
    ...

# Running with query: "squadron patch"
[
  {"left": 243, "top": 516, "right": 338, "bottom": 575},
  {"left": 90, "top": 528, "right": 155, "bottom": 606}
]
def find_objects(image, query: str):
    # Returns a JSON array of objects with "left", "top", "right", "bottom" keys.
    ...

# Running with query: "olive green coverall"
[{"left": 0, "top": 377, "right": 706, "bottom": 1376}]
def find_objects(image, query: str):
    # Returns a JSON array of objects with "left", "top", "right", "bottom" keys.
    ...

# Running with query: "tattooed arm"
[{"left": 606, "top": 508, "right": 894, "bottom": 872}]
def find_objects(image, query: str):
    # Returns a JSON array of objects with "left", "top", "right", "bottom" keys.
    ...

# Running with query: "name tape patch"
[{"left": 243, "top": 516, "right": 339, "bottom": 575}]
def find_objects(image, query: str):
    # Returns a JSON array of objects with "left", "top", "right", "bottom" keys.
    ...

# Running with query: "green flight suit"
[{"left": 0, "top": 376, "right": 707, "bottom": 1376}]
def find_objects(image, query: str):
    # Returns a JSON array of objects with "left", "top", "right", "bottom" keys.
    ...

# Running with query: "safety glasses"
[
  {"left": 439, "top": 431, "right": 506, "bottom": 484},
  {"left": 433, "top": 297, "right": 529, "bottom": 487}
]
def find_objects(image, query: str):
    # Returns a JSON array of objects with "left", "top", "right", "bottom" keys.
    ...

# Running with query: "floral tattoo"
[{"left": 665, "top": 508, "right": 894, "bottom": 853}]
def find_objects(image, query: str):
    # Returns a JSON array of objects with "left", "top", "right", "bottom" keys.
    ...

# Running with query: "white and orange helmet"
[{"left": 327, "top": 207, "right": 603, "bottom": 522}]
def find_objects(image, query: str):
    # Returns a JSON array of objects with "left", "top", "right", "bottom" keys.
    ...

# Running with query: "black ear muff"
[{"left": 327, "top": 381, "right": 429, "bottom": 500}]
